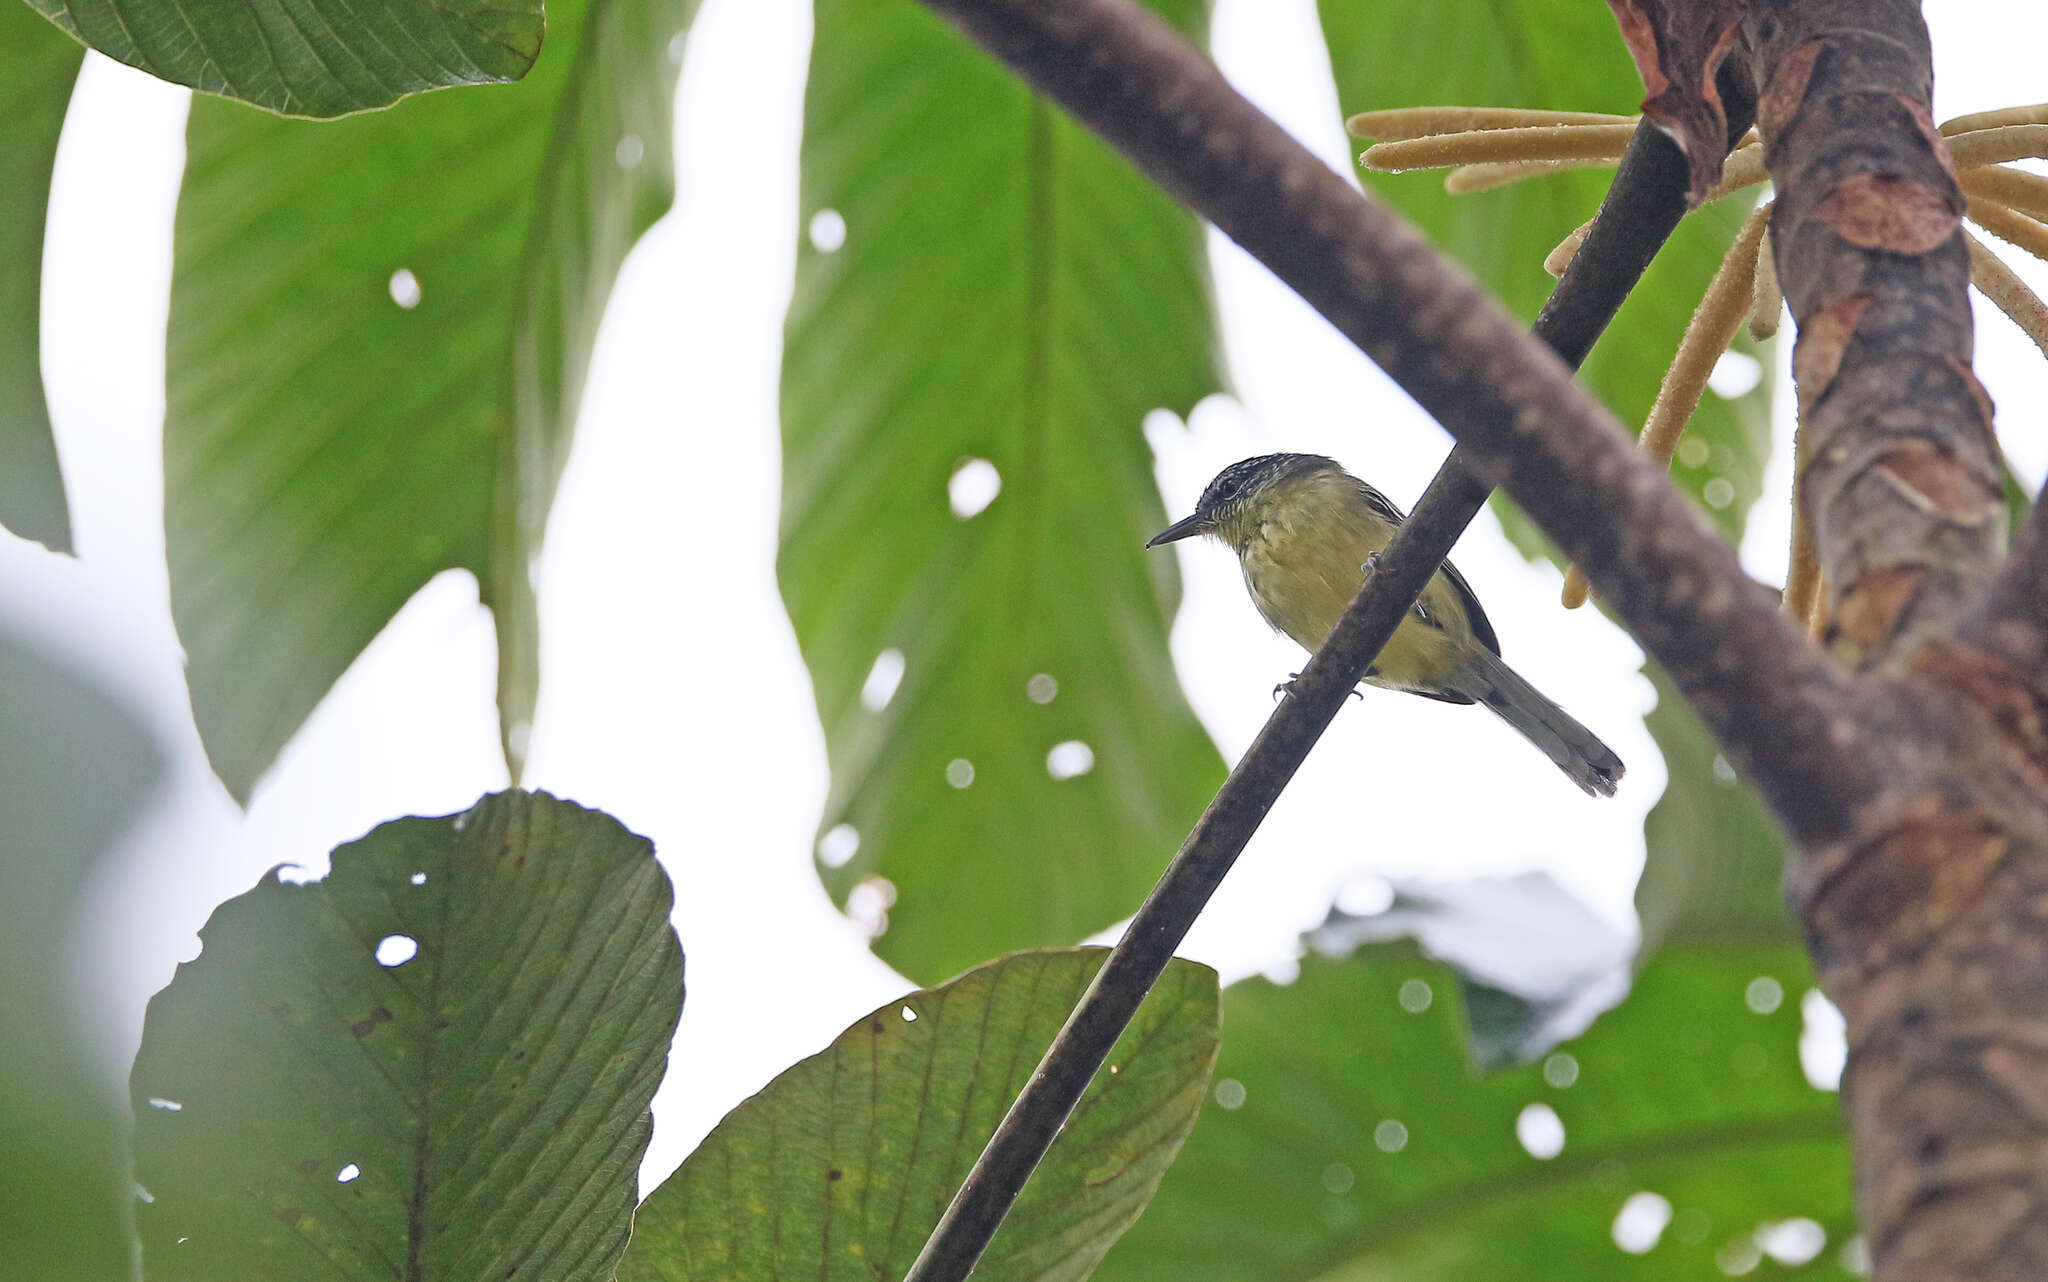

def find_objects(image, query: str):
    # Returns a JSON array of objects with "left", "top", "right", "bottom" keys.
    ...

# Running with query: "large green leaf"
[
  {"left": 622, "top": 949, "right": 1219, "bottom": 1282},
  {"left": 1, "top": 632, "right": 163, "bottom": 1281},
  {"left": 21, "top": 0, "right": 542, "bottom": 117},
  {"left": 1319, "top": 0, "right": 1774, "bottom": 560},
  {"left": 130, "top": 790, "right": 682, "bottom": 1281},
  {"left": 781, "top": 0, "right": 1227, "bottom": 983},
  {"left": 165, "top": 0, "right": 696, "bottom": 800},
  {"left": 1099, "top": 940, "right": 1853, "bottom": 1281},
  {"left": 0, "top": 7, "right": 80, "bottom": 552},
  {"left": 1636, "top": 664, "right": 1794, "bottom": 955}
]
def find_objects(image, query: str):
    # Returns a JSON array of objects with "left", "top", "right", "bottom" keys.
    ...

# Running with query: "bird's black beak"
[{"left": 1146, "top": 513, "right": 1207, "bottom": 548}]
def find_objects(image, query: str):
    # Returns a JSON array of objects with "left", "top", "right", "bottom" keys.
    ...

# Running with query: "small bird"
[{"left": 1148, "top": 453, "right": 1623, "bottom": 796}]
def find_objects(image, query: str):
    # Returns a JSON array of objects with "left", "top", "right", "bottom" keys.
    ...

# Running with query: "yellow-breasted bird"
[{"left": 1148, "top": 453, "right": 1624, "bottom": 796}]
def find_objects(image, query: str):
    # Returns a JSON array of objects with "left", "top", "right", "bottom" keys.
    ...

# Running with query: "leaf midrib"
[{"left": 1279, "top": 1112, "right": 1846, "bottom": 1282}]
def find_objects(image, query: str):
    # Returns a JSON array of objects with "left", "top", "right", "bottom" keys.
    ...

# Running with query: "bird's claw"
[
  {"left": 1361, "top": 550, "right": 1382, "bottom": 575},
  {"left": 1272, "top": 673, "right": 1366, "bottom": 702}
]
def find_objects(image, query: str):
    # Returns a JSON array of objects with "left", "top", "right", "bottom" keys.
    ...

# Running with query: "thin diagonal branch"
[
  {"left": 896, "top": 4, "right": 1795, "bottom": 1281},
  {"left": 1561, "top": 200, "right": 1770, "bottom": 609},
  {"left": 922, "top": 0, "right": 1877, "bottom": 836},
  {"left": 903, "top": 446, "right": 1486, "bottom": 1282}
]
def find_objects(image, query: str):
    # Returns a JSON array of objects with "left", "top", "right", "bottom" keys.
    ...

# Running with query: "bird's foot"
[
  {"left": 1273, "top": 673, "right": 1365, "bottom": 702},
  {"left": 1361, "top": 550, "right": 1382, "bottom": 575}
]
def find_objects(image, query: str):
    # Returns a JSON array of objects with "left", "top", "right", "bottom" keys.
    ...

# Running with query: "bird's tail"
[{"left": 1451, "top": 649, "right": 1624, "bottom": 797}]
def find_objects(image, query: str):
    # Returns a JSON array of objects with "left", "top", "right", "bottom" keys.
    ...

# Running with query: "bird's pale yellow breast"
[{"left": 1228, "top": 470, "right": 1476, "bottom": 694}]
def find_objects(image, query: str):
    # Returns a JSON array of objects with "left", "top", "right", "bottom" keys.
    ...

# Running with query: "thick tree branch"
[
  {"left": 1747, "top": 3, "right": 2048, "bottom": 1277},
  {"left": 923, "top": 0, "right": 1881, "bottom": 837},
  {"left": 1534, "top": 104, "right": 1753, "bottom": 366},
  {"left": 1750, "top": 0, "right": 2004, "bottom": 670},
  {"left": 901, "top": 71, "right": 1753, "bottom": 1282}
]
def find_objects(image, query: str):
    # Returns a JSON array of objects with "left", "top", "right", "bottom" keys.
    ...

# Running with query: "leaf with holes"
[
  {"left": 22, "top": 0, "right": 542, "bottom": 117},
  {"left": 1321, "top": 0, "right": 1773, "bottom": 563},
  {"left": 1098, "top": 939, "right": 1853, "bottom": 1281},
  {"left": 621, "top": 948, "right": 1218, "bottom": 1282},
  {"left": 130, "top": 790, "right": 682, "bottom": 1282},
  {"left": 781, "top": 0, "right": 1226, "bottom": 983},
  {"left": 165, "top": 0, "right": 700, "bottom": 800},
  {"left": 0, "top": 8, "right": 81, "bottom": 551}
]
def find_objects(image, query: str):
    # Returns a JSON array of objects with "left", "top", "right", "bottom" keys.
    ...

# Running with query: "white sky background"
[{"left": 13, "top": 0, "right": 2048, "bottom": 1185}]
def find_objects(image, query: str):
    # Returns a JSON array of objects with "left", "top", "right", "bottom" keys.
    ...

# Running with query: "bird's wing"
[
  {"left": 1438, "top": 559, "right": 1502, "bottom": 656},
  {"left": 1353, "top": 480, "right": 1504, "bottom": 658}
]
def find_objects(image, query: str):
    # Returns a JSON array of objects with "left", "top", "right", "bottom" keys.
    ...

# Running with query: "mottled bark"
[
  {"left": 1753, "top": 0, "right": 2004, "bottom": 667},
  {"left": 1750, "top": 3, "right": 2047, "bottom": 1277}
]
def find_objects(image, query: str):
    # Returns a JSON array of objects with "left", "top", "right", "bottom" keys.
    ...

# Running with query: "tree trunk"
[{"left": 1753, "top": 3, "right": 2048, "bottom": 1273}]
